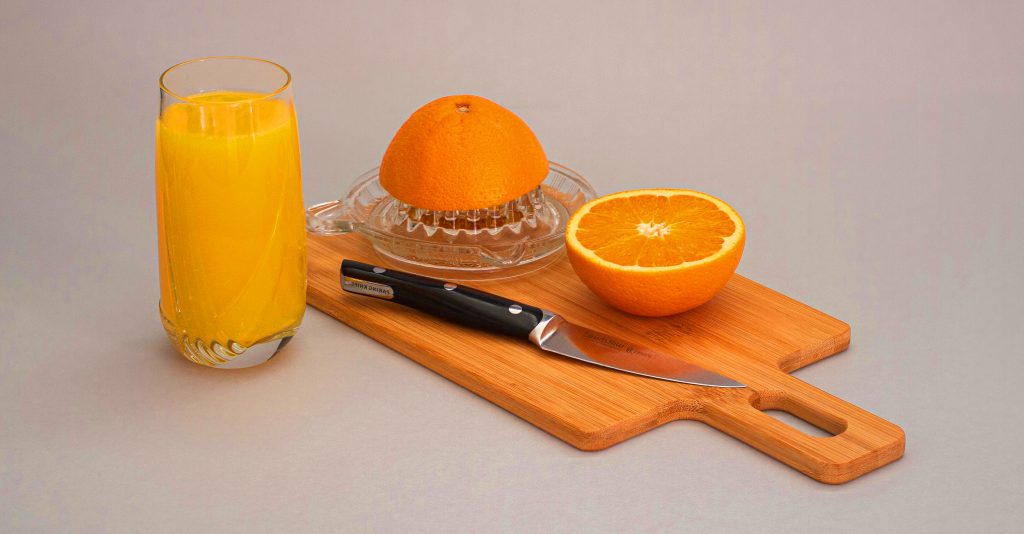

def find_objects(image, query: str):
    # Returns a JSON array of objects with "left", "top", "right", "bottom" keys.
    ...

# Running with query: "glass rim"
[{"left": 159, "top": 56, "right": 292, "bottom": 104}]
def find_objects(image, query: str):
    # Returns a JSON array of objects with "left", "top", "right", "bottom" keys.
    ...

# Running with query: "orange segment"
[
  {"left": 379, "top": 95, "right": 549, "bottom": 211},
  {"left": 566, "top": 189, "right": 745, "bottom": 316}
]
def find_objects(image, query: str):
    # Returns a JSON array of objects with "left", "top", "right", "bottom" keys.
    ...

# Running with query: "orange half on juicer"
[{"left": 307, "top": 95, "right": 595, "bottom": 280}]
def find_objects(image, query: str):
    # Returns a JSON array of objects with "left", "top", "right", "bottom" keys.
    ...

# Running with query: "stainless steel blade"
[{"left": 528, "top": 313, "right": 745, "bottom": 388}]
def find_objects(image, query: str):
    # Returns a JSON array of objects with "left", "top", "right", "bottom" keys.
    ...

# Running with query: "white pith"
[{"left": 636, "top": 221, "right": 670, "bottom": 238}]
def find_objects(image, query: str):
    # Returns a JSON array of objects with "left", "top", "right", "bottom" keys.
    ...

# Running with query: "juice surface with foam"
[{"left": 156, "top": 91, "right": 306, "bottom": 363}]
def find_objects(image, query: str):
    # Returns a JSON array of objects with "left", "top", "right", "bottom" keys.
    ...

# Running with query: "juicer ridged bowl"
[{"left": 306, "top": 162, "right": 596, "bottom": 280}]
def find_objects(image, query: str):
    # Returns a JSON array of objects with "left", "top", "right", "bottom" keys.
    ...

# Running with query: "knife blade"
[{"left": 340, "top": 259, "right": 744, "bottom": 388}]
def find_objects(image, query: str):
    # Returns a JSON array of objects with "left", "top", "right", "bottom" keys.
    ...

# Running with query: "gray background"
[{"left": 2, "top": 1, "right": 1023, "bottom": 532}]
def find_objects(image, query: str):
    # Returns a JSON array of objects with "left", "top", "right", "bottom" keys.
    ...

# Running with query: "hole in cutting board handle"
[
  {"left": 748, "top": 392, "right": 848, "bottom": 437},
  {"left": 761, "top": 410, "right": 836, "bottom": 438}
]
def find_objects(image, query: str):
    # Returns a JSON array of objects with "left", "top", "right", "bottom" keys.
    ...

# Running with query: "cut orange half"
[{"left": 565, "top": 189, "right": 745, "bottom": 316}]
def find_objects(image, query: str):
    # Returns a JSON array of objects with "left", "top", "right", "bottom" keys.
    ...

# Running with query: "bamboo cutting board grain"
[{"left": 307, "top": 234, "right": 905, "bottom": 484}]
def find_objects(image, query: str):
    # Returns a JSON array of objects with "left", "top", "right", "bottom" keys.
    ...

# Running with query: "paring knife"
[{"left": 340, "top": 260, "right": 744, "bottom": 388}]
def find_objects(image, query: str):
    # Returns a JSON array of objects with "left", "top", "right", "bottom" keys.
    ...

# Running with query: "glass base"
[{"left": 161, "top": 305, "right": 297, "bottom": 368}]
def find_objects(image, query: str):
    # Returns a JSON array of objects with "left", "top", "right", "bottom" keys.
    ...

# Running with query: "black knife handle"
[{"left": 340, "top": 259, "right": 545, "bottom": 339}]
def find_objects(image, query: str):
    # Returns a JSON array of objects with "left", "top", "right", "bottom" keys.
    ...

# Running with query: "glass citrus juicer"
[{"left": 306, "top": 162, "right": 596, "bottom": 280}]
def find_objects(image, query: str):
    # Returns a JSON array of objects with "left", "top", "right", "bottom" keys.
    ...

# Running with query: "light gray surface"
[{"left": 2, "top": 1, "right": 1023, "bottom": 532}]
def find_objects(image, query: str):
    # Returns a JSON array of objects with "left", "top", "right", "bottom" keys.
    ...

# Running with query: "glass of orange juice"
[{"left": 156, "top": 57, "right": 306, "bottom": 368}]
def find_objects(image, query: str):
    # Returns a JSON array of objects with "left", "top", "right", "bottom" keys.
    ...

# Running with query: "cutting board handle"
[{"left": 699, "top": 377, "right": 905, "bottom": 484}]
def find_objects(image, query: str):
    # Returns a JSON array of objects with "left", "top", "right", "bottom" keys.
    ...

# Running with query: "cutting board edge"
[
  {"left": 778, "top": 321, "right": 851, "bottom": 373},
  {"left": 728, "top": 275, "right": 853, "bottom": 373}
]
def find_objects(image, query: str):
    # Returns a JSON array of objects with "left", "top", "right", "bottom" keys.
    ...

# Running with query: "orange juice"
[{"left": 156, "top": 91, "right": 306, "bottom": 366}]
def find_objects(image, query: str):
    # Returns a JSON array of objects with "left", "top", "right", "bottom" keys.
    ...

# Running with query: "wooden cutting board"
[{"left": 307, "top": 233, "right": 904, "bottom": 484}]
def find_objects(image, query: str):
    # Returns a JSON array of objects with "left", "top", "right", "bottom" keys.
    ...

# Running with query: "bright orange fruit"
[
  {"left": 565, "top": 189, "right": 745, "bottom": 316},
  {"left": 379, "top": 95, "right": 549, "bottom": 211}
]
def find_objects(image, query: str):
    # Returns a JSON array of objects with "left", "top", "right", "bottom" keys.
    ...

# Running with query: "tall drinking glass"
[{"left": 157, "top": 57, "right": 306, "bottom": 368}]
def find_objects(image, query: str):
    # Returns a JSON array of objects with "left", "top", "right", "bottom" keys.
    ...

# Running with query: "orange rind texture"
[{"left": 379, "top": 95, "right": 548, "bottom": 211}]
